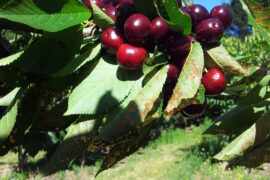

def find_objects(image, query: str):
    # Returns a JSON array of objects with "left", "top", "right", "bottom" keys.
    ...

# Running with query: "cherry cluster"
[{"left": 83, "top": 0, "right": 232, "bottom": 117}]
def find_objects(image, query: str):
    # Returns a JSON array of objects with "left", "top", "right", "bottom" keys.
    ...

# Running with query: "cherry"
[
  {"left": 117, "top": 44, "right": 147, "bottom": 70},
  {"left": 181, "top": 102, "right": 206, "bottom": 118},
  {"left": 167, "top": 63, "right": 180, "bottom": 83},
  {"left": 201, "top": 68, "right": 226, "bottom": 95},
  {"left": 151, "top": 17, "right": 170, "bottom": 40},
  {"left": 177, "top": 0, "right": 182, "bottom": 8},
  {"left": 196, "top": 18, "right": 224, "bottom": 45},
  {"left": 210, "top": 6, "right": 232, "bottom": 29},
  {"left": 115, "top": 2, "right": 137, "bottom": 34},
  {"left": 84, "top": 0, "right": 103, "bottom": 10},
  {"left": 181, "top": 7, "right": 190, "bottom": 15},
  {"left": 101, "top": 27, "right": 124, "bottom": 55},
  {"left": 116, "top": 0, "right": 134, "bottom": 6},
  {"left": 124, "top": 13, "right": 151, "bottom": 45},
  {"left": 172, "top": 53, "right": 188, "bottom": 69},
  {"left": 189, "top": 4, "right": 209, "bottom": 28},
  {"left": 163, "top": 33, "right": 191, "bottom": 58},
  {"left": 103, "top": 5, "right": 116, "bottom": 20}
]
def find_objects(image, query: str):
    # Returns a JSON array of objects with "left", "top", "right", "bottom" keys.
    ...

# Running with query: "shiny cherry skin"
[
  {"left": 163, "top": 33, "right": 191, "bottom": 58},
  {"left": 167, "top": 63, "right": 180, "bottom": 83},
  {"left": 115, "top": 2, "right": 137, "bottom": 34},
  {"left": 196, "top": 18, "right": 224, "bottom": 45},
  {"left": 210, "top": 6, "right": 232, "bottom": 29},
  {"left": 189, "top": 4, "right": 209, "bottom": 28},
  {"left": 103, "top": 5, "right": 116, "bottom": 20},
  {"left": 84, "top": 0, "right": 103, "bottom": 10},
  {"left": 116, "top": 0, "right": 134, "bottom": 6},
  {"left": 124, "top": 13, "right": 151, "bottom": 45},
  {"left": 101, "top": 27, "right": 124, "bottom": 55},
  {"left": 151, "top": 17, "right": 170, "bottom": 40},
  {"left": 181, "top": 102, "right": 206, "bottom": 118},
  {"left": 117, "top": 44, "right": 147, "bottom": 70},
  {"left": 201, "top": 68, "right": 226, "bottom": 95}
]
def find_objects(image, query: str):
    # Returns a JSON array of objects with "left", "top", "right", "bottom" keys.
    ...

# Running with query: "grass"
[{"left": 1, "top": 119, "right": 270, "bottom": 179}]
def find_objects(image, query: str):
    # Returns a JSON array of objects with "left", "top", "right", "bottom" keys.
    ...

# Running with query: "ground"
[{"left": 1, "top": 120, "right": 270, "bottom": 180}]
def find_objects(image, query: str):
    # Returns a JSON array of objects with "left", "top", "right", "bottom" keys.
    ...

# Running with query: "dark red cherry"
[
  {"left": 115, "top": 2, "right": 137, "bottom": 34},
  {"left": 101, "top": 27, "right": 124, "bottom": 55},
  {"left": 151, "top": 17, "right": 170, "bottom": 40},
  {"left": 210, "top": 6, "right": 232, "bottom": 29},
  {"left": 181, "top": 102, "right": 206, "bottom": 118},
  {"left": 167, "top": 63, "right": 180, "bottom": 83},
  {"left": 196, "top": 18, "right": 224, "bottom": 45},
  {"left": 201, "top": 68, "right": 226, "bottom": 95},
  {"left": 181, "top": 6, "right": 190, "bottom": 15},
  {"left": 124, "top": 13, "right": 151, "bottom": 45},
  {"left": 189, "top": 4, "right": 209, "bottom": 28},
  {"left": 117, "top": 44, "right": 147, "bottom": 70},
  {"left": 177, "top": 0, "right": 182, "bottom": 8},
  {"left": 103, "top": 5, "right": 116, "bottom": 20},
  {"left": 116, "top": 0, "right": 134, "bottom": 6},
  {"left": 84, "top": 0, "right": 103, "bottom": 10},
  {"left": 172, "top": 53, "right": 188, "bottom": 69},
  {"left": 163, "top": 33, "right": 191, "bottom": 58}
]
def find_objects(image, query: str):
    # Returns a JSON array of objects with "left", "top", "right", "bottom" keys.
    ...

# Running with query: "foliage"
[
  {"left": 205, "top": 0, "right": 270, "bottom": 168},
  {"left": 0, "top": 0, "right": 253, "bottom": 177}
]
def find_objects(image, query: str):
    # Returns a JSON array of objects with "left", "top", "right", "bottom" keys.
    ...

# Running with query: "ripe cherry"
[
  {"left": 181, "top": 102, "right": 206, "bottom": 118},
  {"left": 181, "top": 7, "right": 190, "bottom": 15},
  {"left": 116, "top": 0, "right": 134, "bottom": 6},
  {"left": 167, "top": 63, "right": 180, "bottom": 83},
  {"left": 163, "top": 33, "right": 191, "bottom": 58},
  {"left": 201, "top": 68, "right": 226, "bottom": 95},
  {"left": 101, "top": 27, "right": 124, "bottom": 55},
  {"left": 124, "top": 13, "right": 151, "bottom": 45},
  {"left": 117, "top": 44, "right": 147, "bottom": 70},
  {"left": 196, "top": 18, "right": 224, "bottom": 45},
  {"left": 84, "top": 0, "right": 103, "bottom": 10},
  {"left": 210, "top": 6, "right": 232, "bottom": 29},
  {"left": 189, "top": 4, "right": 209, "bottom": 28},
  {"left": 151, "top": 17, "right": 170, "bottom": 40},
  {"left": 103, "top": 5, "right": 116, "bottom": 20},
  {"left": 115, "top": 2, "right": 137, "bottom": 34},
  {"left": 177, "top": 0, "right": 182, "bottom": 8}
]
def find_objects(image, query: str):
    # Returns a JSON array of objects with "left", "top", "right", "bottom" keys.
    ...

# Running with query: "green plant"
[{"left": 0, "top": 0, "right": 250, "bottom": 177}]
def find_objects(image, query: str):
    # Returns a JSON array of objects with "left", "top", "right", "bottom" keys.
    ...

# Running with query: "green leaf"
[
  {"left": 0, "top": 88, "right": 20, "bottom": 106},
  {"left": 41, "top": 120, "right": 97, "bottom": 176},
  {"left": 0, "top": 52, "right": 22, "bottom": 66},
  {"left": 65, "top": 56, "right": 143, "bottom": 115},
  {"left": 88, "top": 66, "right": 167, "bottom": 152},
  {"left": 240, "top": 0, "right": 270, "bottom": 44},
  {"left": 164, "top": 42, "right": 204, "bottom": 118},
  {"left": 205, "top": 45, "right": 250, "bottom": 76},
  {"left": 134, "top": 0, "right": 158, "bottom": 19},
  {"left": 143, "top": 51, "right": 167, "bottom": 75},
  {"left": 154, "top": 0, "right": 191, "bottom": 35},
  {"left": 91, "top": 0, "right": 114, "bottom": 29},
  {"left": 52, "top": 43, "right": 101, "bottom": 77},
  {"left": 214, "top": 112, "right": 270, "bottom": 161},
  {"left": 15, "top": 26, "right": 83, "bottom": 74},
  {"left": 204, "top": 104, "right": 263, "bottom": 135},
  {"left": 0, "top": 85, "right": 40, "bottom": 156},
  {"left": 0, "top": 0, "right": 91, "bottom": 32}
]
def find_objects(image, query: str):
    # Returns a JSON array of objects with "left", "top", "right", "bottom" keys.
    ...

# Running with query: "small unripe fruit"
[
  {"left": 84, "top": 0, "right": 103, "bottom": 10},
  {"left": 189, "top": 4, "right": 209, "bottom": 28},
  {"left": 115, "top": 2, "right": 137, "bottom": 33},
  {"left": 196, "top": 18, "right": 224, "bottom": 45},
  {"left": 101, "top": 27, "right": 124, "bottom": 55},
  {"left": 103, "top": 5, "right": 116, "bottom": 20},
  {"left": 210, "top": 6, "right": 232, "bottom": 29},
  {"left": 151, "top": 17, "right": 170, "bottom": 40},
  {"left": 167, "top": 63, "right": 180, "bottom": 83},
  {"left": 117, "top": 44, "right": 147, "bottom": 70},
  {"left": 124, "top": 13, "right": 151, "bottom": 45},
  {"left": 201, "top": 68, "right": 226, "bottom": 95}
]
